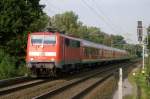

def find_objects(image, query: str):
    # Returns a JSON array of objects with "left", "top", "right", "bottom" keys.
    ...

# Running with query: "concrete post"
[{"left": 118, "top": 68, "right": 122, "bottom": 99}]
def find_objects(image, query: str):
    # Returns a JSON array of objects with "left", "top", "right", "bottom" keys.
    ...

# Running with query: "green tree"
[
  {"left": 111, "top": 35, "right": 126, "bottom": 49},
  {"left": 0, "top": 0, "right": 46, "bottom": 79},
  {"left": 147, "top": 26, "right": 150, "bottom": 50},
  {"left": 50, "top": 11, "right": 79, "bottom": 35},
  {"left": 0, "top": 0, "right": 43, "bottom": 53},
  {"left": 87, "top": 27, "right": 104, "bottom": 43},
  {"left": 0, "top": 52, "right": 17, "bottom": 79},
  {"left": 49, "top": 11, "right": 106, "bottom": 44},
  {"left": 29, "top": 13, "right": 49, "bottom": 32},
  {"left": 148, "top": 35, "right": 150, "bottom": 50}
]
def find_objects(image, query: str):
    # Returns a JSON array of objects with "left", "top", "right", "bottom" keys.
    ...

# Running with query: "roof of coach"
[
  {"left": 60, "top": 34, "right": 126, "bottom": 53},
  {"left": 81, "top": 39, "right": 126, "bottom": 53}
]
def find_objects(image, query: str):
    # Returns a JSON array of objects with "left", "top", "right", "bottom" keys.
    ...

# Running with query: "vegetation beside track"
[
  {"left": 0, "top": 49, "right": 28, "bottom": 79},
  {"left": 128, "top": 56, "right": 150, "bottom": 99}
]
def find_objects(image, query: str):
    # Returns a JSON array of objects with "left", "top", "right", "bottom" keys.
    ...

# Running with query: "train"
[{"left": 26, "top": 32, "right": 129, "bottom": 77}]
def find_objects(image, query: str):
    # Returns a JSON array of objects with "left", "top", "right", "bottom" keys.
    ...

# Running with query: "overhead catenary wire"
[
  {"left": 81, "top": 0, "right": 119, "bottom": 34},
  {"left": 84, "top": 0, "right": 135, "bottom": 43},
  {"left": 93, "top": 0, "right": 133, "bottom": 42},
  {"left": 91, "top": 0, "right": 125, "bottom": 33},
  {"left": 98, "top": 0, "right": 137, "bottom": 43}
]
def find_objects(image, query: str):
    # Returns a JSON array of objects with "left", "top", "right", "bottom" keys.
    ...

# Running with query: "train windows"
[
  {"left": 31, "top": 35, "right": 56, "bottom": 45},
  {"left": 44, "top": 35, "right": 56, "bottom": 44},
  {"left": 31, "top": 35, "right": 43, "bottom": 44},
  {"left": 65, "top": 38, "right": 80, "bottom": 48},
  {"left": 76, "top": 41, "right": 80, "bottom": 47},
  {"left": 70, "top": 40, "right": 80, "bottom": 48}
]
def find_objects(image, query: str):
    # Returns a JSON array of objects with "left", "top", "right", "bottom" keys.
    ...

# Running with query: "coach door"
[{"left": 62, "top": 38, "right": 65, "bottom": 63}]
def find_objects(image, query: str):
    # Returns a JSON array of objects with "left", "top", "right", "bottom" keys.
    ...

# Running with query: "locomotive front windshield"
[{"left": 31, "top": 35, "right": 56, "bottom": 45}]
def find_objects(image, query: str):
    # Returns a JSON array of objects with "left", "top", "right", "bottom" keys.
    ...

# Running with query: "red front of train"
[{"left": 26, "top": 32, "right": 81, "bottom": 76}]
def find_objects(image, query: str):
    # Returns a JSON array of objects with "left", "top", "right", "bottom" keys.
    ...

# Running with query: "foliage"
[
  {"left": 123, "top": 44, "right": 142, "bottom": 57},
  {"left": 0, "top": 0, "right": 45, "bottom": 79},
  {"left": 0, "top": 0, "right": 43, "bottom": 54},
  {"left": 130, "top": 56, "right": 150, "bottom": 99},
  {"left": 111, "top": 35, "right": 126, "bottom": 49},
  {"left": 147, "top": 26, "right": 150, "bottom": 50},
  {"left": 49, "top": 11, "right": 126, "bottom": 47},
  {"left": 50, "top": 11, "right": 79, "bottom": 35},
  {"left": 134, "top": 72, "right": 150, "bottom": 99},
  {"left": 146, "top": 56, "right": 150, "bottom": 76},
  {"left": 29, "top": 13, "right": 49, "bottom": 32},
  {"left": 0, "top": 48, "right": 30, "bottom": 79},
  {"left": 0, "top": 52, "right": 17, "bottom": 79},
  {"left": 148, "top": 35, "right": 150, "bottom": 50}
]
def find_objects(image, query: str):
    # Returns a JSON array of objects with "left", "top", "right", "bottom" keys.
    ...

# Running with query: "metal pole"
[
  {"left": 142, "top": 27, "right": 145, "bottom": 71},
  {"left": 118, "top": 68, "right": 122, "bottom": 99},
  {"left": 141, "top": 28, "right": 146, "bottom": 74},
  {"left": 142, "top": 44, "right": 145, "bottom": 70}
]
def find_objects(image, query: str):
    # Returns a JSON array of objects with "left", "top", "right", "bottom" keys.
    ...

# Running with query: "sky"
[{"left": 40, "top": 0, "right": 150, "bottom": 44}]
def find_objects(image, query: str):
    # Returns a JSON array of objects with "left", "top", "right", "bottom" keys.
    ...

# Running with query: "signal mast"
[{"left": 137, "top": 21, "right": 148, "bottom": 73}]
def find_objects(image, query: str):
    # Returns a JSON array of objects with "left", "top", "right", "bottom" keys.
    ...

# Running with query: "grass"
[{"left": 128, "top": 56, "right": 150, "bottom": 99}]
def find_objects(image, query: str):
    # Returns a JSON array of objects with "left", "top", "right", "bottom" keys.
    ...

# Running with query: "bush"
[
  {"left": 0, "top": 54, "right": 17, "bottom": 79},
  {"left": 17, "top": 64, "right": 29, "bottom": 76},
  {"left": 0, "top": 48, "right": 5, "bottom": 62},
  {"left": 0, "top": 48, "right": 29, "bottom": 79}
]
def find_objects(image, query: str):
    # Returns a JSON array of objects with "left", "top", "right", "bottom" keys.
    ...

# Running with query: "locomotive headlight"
[{"left": 31, "top": 58, "right": 34, "bottom": 61}]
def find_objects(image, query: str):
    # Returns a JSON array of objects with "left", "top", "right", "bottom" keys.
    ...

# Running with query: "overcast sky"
[{"left": 40, "top": 0, "right": 150, "bottom": 44}]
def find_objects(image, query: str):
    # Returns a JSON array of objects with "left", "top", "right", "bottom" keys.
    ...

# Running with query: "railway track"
[
  {"left": 33, "top": 67, "right": 115, "bottom": 99},
  {"left": 0, "top": 65, "right": 111, "bottom": 99},
  {"left": 33, "top": 61, "right": 140, "bottom": 99},
  {"left": 0, "top": 79, "right": 48, "bottom": 96},
  {"left": 0, "top": 76, "right": 30, "bottom": 88},
  {"left": 0, "top": 60, "right": 140, "bottom": 99}
]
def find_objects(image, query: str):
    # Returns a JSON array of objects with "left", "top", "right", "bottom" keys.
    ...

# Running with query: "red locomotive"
[{"left": 26, "top": 32, "right": 129, "bottom": 77}]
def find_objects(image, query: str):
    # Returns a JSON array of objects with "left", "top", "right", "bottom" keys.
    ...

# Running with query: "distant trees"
[
  {"left": 148, "top": 35, "right": 150, "bottom": 50},
  {"left": 111, "top": 35, "right": 126, "bottom": 49},
  {"left": 50, "top": 11, "right": 79, "bottom": 35},
  {"left": 147, "top": 26, "right": 150, "bottom": 50},
  {"left": 49, "top": 11, "right": 126, "bottom": 47}
]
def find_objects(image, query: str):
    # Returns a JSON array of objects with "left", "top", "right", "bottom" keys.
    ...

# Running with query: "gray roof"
[{"left": 61, "top": 34, "right": 127, "bottom": 53}]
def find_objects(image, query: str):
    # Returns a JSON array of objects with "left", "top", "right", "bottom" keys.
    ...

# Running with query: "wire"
[
  {"left": 81, "top": 0, "right": 119, "bottom": 34},
  {"left": 92, "top": 0, "right": 125, "bottom": 33},
  {"left": 85, "top": 0, "right": 134, "bottom": 43}
]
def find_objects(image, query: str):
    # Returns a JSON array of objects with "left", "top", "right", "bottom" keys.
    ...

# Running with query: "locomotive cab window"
[
  {"left": 44, "top": 35, "right": 56, "bottom": 44},
  {"left": 31, "top": 35, "right": 56, "bottom": 45},
  {"left": 31, "top": 35, "right": 43, "bottom": 44}
]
